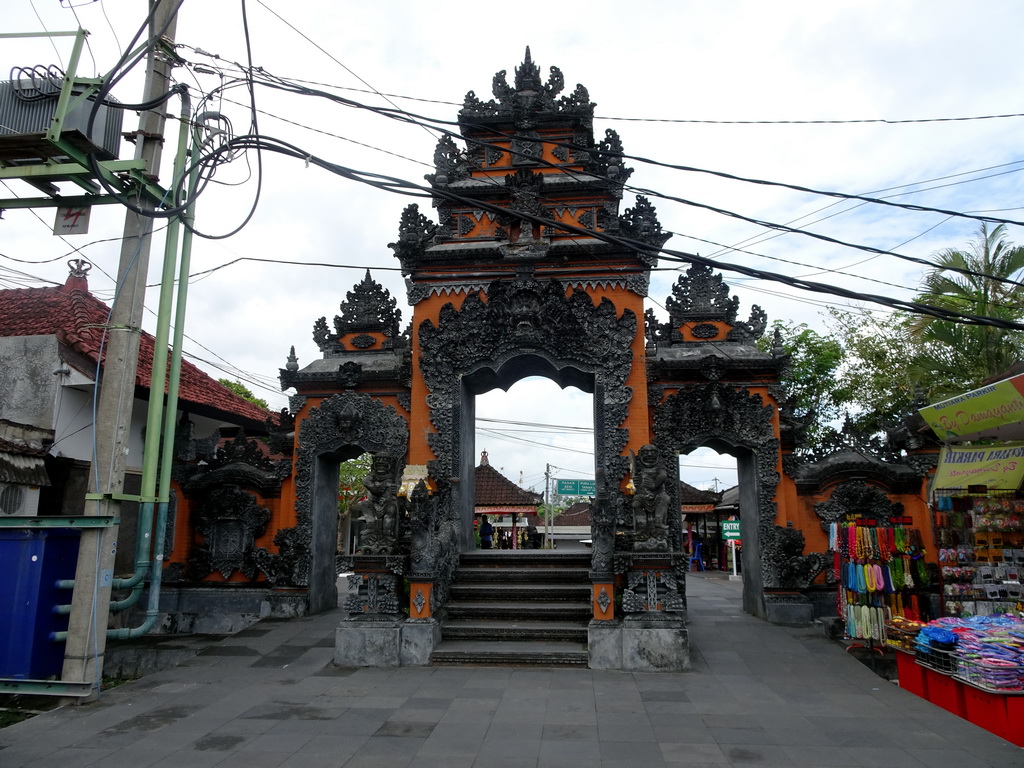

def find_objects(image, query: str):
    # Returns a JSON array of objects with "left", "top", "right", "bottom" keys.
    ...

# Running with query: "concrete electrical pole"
[{"left": 61, "top": 1, "right": 180, "bottom": 699}]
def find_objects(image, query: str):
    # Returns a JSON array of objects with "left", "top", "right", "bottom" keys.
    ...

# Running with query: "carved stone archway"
[
  {"left": 418, "top": 275, "right": 637, "bottom": 546},
  {"left": 653, "top": 383, "right": 781, "bottom": 618},
  {"left": 288, "top": 392, "right": 409, "bottom": 612}
]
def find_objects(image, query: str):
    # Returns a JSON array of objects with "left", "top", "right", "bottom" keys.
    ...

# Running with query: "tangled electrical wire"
[{"left": 63, "top": 2, "right": 1024, "bottom": 334}]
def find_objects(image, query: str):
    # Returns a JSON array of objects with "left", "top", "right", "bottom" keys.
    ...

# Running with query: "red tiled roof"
[
  {"left": 679, "top": 481, "right": 721, "bottom": 505},
  {"left": 474, "top": 462, "right": 542, "bottom": 507},
  {"left": 554, "top": 501, "right": 591, "bottom": 526},
  {"left": 0, "top": 274, "right": 272, "bottom": 429}
]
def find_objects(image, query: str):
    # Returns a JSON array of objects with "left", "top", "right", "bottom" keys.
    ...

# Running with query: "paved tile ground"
[{"left": 2, "top": 572, "right": 1021, "bottom": 767}]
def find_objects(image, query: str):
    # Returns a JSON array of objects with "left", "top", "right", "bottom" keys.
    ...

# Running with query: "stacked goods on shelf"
[
  {"left": 951, "top": 617, "right": 1024, "bottom": 692},
  {"left": 885, "top": 615, "right": 926, "bottom": 651},
  {"left": 934, "top": 492, "right": 1024, "bottom": 617},
  {"left": 915, "top": 623, "right": 959, "bottom": 672}
]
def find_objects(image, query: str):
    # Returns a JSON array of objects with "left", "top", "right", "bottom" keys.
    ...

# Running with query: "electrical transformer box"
[{"left": 0, "top": 79, "right": 123, "bottom": 164}]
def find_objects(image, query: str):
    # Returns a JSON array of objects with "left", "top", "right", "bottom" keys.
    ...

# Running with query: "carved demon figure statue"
[
  {"left": 631, "top": 444, "right": 670, "bottom": 551},
  {"left": 352, "top": 452, "right": 402, "bottom": 554}
]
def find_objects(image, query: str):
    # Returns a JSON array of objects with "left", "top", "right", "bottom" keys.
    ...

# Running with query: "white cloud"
[{"left": 4, "top": 0, "right": 1023, "bottom": 482}]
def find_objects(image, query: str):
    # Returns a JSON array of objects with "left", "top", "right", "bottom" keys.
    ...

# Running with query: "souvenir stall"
[
  {"left": 882, "top": 378, "right": 1024, "bottom": 746},
  {"left": 830, "top": 515, "right": 933, "bottom": 646}
]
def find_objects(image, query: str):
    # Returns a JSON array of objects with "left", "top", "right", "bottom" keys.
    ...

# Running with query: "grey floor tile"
[
  {"left": 470, "top": 757, "right": 538, "bottom": 768},
  {"left": 838, "top": 745, "right": 926, "bottom": 767},
  {"left": 779, "top": 744, "right": 860, "bottom": 765},
  {"left": 660, "top": 741, "right": 728, "bottom": 763},
  {"left": 406, "top": 756, "right": 475, "bottom": 768},
  {"left": 541, "top": 722, "right": 597, "bottom": 741},
  {"left": 600, "top": 738, "right": 667, "bottom": 765}
]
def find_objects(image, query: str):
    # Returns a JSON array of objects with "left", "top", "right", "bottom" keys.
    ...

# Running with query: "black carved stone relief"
[
  {"left": 460, "top": 47, "right": 593, "bottom": 125},
  {"left": 630, "top": 444, "right": 670, "bottom": 552},
  {"left": 351, "top": 452, "right": 404, "bottom": 555},
  {"left": 282, "top": 392, "right": 409, "bottom": 588},
  {"left": 388, "top": 203, "right": 438, "bottom": 275},
  {"left": 179, "top": 429, "right": 291, "bottom": 497},
  {"left": 191, "top": 486, "right": 271, "bottom": 580},
  {"left": 173, "top": 430, "right": 290, "bottom": 584},
  {"left": 815, "top": 480, "right": 905, "bottom": 531},
  {"left": 426, "top": 134, "right": 471, "bottom": 186},
  {"left": 691, "top": 323, "right": 719, "bottom": 339},
  {"left": 653, "top": 263, "right": 768, "bottom": 347},
  {"left": 622, "top": 556, "right": 686, "bottom": 614},
  {"left": 617, "top": 196, "right": 671, "bottom": 264},
  {"left": 308, "top": 271, "right": 402, "bottom": 359},
  {"left": 773, "top": 526, "right": 826, "bottom": 589},
  {"left": 418, "top": 274, "right": 637, "bottom": 489}
]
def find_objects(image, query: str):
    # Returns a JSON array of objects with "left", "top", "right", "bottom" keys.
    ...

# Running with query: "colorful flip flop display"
[
  {"left": 910, "top": 614, "right": 1024, "bottom": 691},
  {"left": 830, "top": 521, "right": 931, "bottom": 641}
]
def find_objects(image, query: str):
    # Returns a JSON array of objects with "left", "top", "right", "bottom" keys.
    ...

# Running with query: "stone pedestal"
[
  {"left": 589, "top": 616, "right": 690, "bottom": 671},
  {"left": 622, "top": 616, "right": 689, "bottom": 671},
  {"left": 764, "top": 591, "right": 814, "bottom": 625},
  {"left": 335, "top": 617, "right": 403, "bottom": 667},
  {"left": 400, "top": 618, "right": 441, "bottom": 665},
  {"left": 335, "top": 616, "right": 442, "bottom": 667},
  {"left": 588, "top": 620, "right": 622, "bottom": 670}
]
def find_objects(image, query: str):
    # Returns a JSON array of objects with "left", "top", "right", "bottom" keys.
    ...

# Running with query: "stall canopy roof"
[{"left": 919, "top": 372, "right": 1024, "bottom": 443}]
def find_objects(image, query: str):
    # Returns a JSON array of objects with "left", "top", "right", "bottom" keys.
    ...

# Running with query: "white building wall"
[{"left": 0, "top": 336, "right": 60, "bottom": 428}]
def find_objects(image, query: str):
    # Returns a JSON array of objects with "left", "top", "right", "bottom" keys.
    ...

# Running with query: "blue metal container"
[{"left": 0, "top": 529, "right": 80, "bottom": 679}]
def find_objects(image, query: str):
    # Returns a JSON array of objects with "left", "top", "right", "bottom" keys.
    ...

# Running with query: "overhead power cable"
[
  {"left": 596, "top": 112, "right": 1024, "bottom": 126},
  {"left": 175, "top": 131, "right": 1024, "bottom": 331},
  {"left": 258, "top": 74, "right": 1024, "bottom": 230},
  {"left": 225, "top": 70, "right": 1024, "bottom": 291},
  {"left": 180, "top": 69, "right": 1024, "bottom": 300}
]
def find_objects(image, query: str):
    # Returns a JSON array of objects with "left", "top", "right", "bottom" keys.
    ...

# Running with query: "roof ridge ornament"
[
  {"left": 462, "top": 50, "right": 592, "bottom": 121},
  {"left": 68, "top": 258, "right": 91, "bottom": 279}
]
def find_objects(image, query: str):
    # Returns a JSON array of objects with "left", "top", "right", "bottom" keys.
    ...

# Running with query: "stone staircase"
[{"left": 430, "top": 550, "right": 592, "bottom": 666}]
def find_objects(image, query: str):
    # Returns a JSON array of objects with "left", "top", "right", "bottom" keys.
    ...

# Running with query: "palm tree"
[{"left": 908, "top": 223, "right": 1024, "bottom": 396}]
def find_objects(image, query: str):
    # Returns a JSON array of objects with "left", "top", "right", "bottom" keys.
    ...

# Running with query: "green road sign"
[
  {"left": 722, "top": 521, "right": 742, "bottom": 540},
  {"left": 555, "top": 479, "right": 596, "bottom": 496},
  {"left": 556, "top": 479, "right": 578, "bottom": 495}
]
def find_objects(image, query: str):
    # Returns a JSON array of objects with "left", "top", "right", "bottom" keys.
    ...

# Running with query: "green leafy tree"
[
  {"left": 907, "top": 223, "right": 1024, "bottom": 396},
  {"left": 337, "top": 454, "right": 373, "bottom": 552},
  {"left": 758, "top": 320, "right": 851, "bottom": 448},
  {"left": 217, "top": 378, "right": 269, "bottom": 409},
  {"left": 825, "top": 308, "right": 932, "bottom": 436}
]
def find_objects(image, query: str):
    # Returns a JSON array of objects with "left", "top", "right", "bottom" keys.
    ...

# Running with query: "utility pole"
[
  {"left": 544, "top": 463, "right": 551, "bottom": 548},
  {"left": 61, "top": 1, "right": 180, "bottom": 700}
]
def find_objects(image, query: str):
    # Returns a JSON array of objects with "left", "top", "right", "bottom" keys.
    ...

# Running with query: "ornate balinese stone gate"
[{"left": 157, "top": 51, "right": 938, "bottom": 666}]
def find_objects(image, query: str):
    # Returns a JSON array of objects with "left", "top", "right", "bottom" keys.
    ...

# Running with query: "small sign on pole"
[
  {"left": 722, "top": 520, "right": 741, "bottom": 540},
  {"left": 54, "top": 206, "right": 91, "bottom": 235}
]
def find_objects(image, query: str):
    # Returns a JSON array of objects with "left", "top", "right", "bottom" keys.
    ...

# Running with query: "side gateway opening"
[
  {"left": 462, "top": 363, "right": 595, "bottom": 552},
  {"left": 679, "top": 447, "right": 739, "bottom": 574}
]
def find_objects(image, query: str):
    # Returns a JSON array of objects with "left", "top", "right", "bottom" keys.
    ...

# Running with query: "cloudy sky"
[{"left": 5, "top": 0, "right": 1024, "bottom": 494}]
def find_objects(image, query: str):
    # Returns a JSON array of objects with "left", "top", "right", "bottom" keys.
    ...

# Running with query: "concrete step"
[
  {"left": 430, "top": 639, "right": 589, "bottom": 667},
  {"left": 446, "top": 600, "right": 592, "bottom": 621},
  {"left": 449, "top": 583, "right": 591, "bottom": 601},
  {"left": 443, "top": 619, "right": 588, "bottom": 643},
  {"left": 458, "top": 552, "right": 591, "bottom": 570},
  {"left": 451, "top": 567, "right": 591, "bottom": 584}
]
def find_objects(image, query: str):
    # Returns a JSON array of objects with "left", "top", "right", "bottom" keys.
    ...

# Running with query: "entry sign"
[
  {"left": 555, "top": 479, "right": 596, "bottom": 495},
  {"left": 722, "top": 521, "right": 742, "bottom": 540}
]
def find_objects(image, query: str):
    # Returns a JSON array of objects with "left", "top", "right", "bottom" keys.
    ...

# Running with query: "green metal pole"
[
  {"left": 105, "top": 108, "right": 202, "bottom": 641},
  {"left": 107, "top": 88, "right": 192, "bottom": 600}
]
